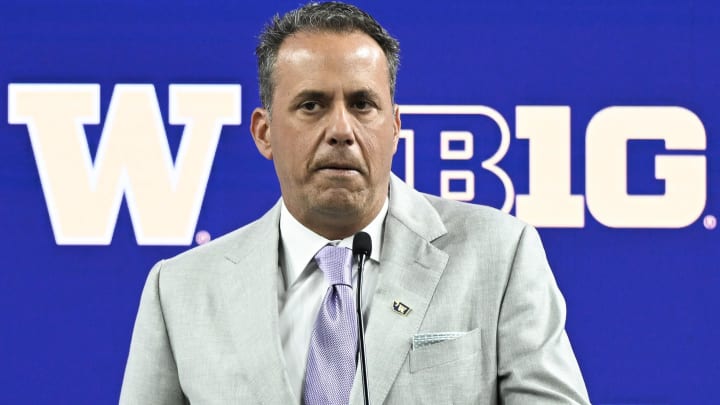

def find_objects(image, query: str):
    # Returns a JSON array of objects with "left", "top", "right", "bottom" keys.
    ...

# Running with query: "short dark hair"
[{"left": 256, "top": 2, "right": 400, "bottom": 111}]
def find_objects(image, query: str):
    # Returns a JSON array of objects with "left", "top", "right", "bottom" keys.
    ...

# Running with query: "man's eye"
[
  {"left": 353, "top": 100, "right": 373, "bottom": 110},
  {"left": 300, "top": 101, "right": 320, "bottom": 111}
]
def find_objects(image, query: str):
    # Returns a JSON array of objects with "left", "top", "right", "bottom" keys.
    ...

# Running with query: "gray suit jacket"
[{"left": 120, "top": 175, "right": 590, "bottom": 404}]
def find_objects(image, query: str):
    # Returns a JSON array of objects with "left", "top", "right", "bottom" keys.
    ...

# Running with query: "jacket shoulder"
[
  {"left": 421, "top": 192, "right": 528, "bottom": 237},
  {"left": 156, "top": 204, "right": 280, "bottom": 280}
]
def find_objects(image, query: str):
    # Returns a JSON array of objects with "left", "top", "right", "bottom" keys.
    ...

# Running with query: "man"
[{"left": 120, "top": 2, "right": 590, "bottom": 404}]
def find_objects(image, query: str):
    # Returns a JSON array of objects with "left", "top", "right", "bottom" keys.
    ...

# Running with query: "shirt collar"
[{"left": 279, "top": 198, "right": 388, "bottom": 290}]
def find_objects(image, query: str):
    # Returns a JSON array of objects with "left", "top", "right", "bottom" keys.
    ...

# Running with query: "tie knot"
[{"left": 314, "top": 245, "right": 353, "bottom": 286}]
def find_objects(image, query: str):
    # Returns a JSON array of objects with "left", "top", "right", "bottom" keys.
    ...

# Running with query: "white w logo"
[{"left": 8, "top": 83, "right": 241, "bottom": 245}]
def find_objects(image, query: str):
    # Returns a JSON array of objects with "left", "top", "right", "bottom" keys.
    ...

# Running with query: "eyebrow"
[
  {"left": 289, "top": 88, "right": 383, "bottom": 105},
  {"left": 289, "top": 90, "right": 330, "bottom": 106},
  {"left": 349, "top": 88, "right": 382, "bottom": 103}
]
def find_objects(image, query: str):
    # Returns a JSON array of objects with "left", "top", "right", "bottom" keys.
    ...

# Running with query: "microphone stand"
[{"left": 353, "top": 233, "right": 371, "bottom": 405}]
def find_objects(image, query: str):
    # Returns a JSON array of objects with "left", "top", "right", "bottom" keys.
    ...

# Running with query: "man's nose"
[{"left": 325, "top": 105, "right": 354, "bottom": 145}]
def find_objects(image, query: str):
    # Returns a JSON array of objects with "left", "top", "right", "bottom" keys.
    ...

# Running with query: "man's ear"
[
  {"left": 250, "top": 107, "right": 273, "bottom": 160},
  {"left": 391, "top": 104, "right": 401, "bottom": 154}
]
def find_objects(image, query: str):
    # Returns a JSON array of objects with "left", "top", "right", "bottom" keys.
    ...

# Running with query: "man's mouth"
[
  {"left": 317, "top": 166, "right": 360, "bottom": 176},
  {"left": 313, "top": 160, "right": 363, "bottom": 174},
  {"left": 320, "top": 165, "right": 357, "bottom": 171}
]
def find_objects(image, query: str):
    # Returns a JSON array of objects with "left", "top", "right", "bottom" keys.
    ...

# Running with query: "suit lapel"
[
  {"left": 217, "top": 202, "right": 296, "bottom": 404},
  {"left": 351, "top": 176, "right": 449, "bottom": 405}
]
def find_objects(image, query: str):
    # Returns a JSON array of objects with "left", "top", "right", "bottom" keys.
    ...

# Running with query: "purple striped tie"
[{"left": 303, "top": 245, "right": 357, "bottom": 405}]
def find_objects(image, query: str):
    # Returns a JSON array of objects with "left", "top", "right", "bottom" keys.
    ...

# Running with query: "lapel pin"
[{"left": 392, "top": 300, "right": 411, "bottom": 316}]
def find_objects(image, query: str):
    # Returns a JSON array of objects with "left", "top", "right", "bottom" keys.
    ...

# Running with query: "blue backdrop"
[{"left": 1, "top": 1, "right": 718, "bottom": 403}]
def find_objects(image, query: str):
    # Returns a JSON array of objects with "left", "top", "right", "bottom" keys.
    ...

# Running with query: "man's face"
[{"left": 251, "top": 31, "right": 400, "bottom": 239}]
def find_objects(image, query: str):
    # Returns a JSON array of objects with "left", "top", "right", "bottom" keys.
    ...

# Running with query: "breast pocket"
[{"left": 409, "top": 327, "right": 481, "bottom": 373}]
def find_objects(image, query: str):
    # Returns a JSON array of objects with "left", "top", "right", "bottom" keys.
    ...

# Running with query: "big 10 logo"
[{"left": 398, "top": 105, "right": 706, "bottom": 229}]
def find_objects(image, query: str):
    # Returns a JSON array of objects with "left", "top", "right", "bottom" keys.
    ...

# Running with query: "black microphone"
[{"left": 352, "top": 232, "right": 371, "bottom": 405}]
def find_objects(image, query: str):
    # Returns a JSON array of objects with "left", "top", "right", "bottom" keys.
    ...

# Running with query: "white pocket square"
[{"left": 412, "top": 331, "right": 469, "bottom": 350}]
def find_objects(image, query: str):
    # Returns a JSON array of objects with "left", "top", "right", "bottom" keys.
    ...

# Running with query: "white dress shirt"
[{"left": 277, "top": 199, "right": 387, "bottom": 404}]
